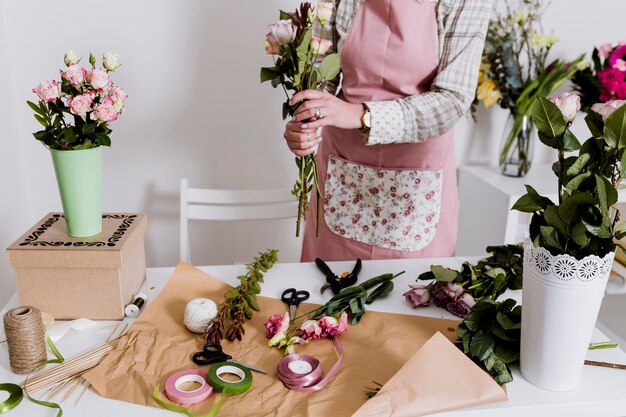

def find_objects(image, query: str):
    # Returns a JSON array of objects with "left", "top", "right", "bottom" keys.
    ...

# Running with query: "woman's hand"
[
  {"left": 291, "top": 90, "right": 363, "bottom": 130},
  {"left": 283, "top": 120, "right": 321, "bottom": 157}
]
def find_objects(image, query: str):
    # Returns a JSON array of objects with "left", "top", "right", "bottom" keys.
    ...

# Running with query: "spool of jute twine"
[{"left": 3, "top": 306, "right": 47, "bottom": 374}]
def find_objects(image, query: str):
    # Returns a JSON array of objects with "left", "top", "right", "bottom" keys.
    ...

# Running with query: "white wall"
[{"left": 1, "top": 0, "right": 625, "bottom": 307}]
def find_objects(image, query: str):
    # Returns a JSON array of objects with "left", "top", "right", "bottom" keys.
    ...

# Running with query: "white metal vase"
[{"left": 520, "top": 239, "right": 614, "bottom": 391}]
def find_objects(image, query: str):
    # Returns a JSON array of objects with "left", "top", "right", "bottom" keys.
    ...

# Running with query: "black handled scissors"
[
  {"left": 281, "top": 288, "right": 310, "bottom": 321},
  {"left": 192, "top": 343, "right": 267, "bottom": 374},
  {"left": 316, "top": 258, "right": 361, "bottom": 295}
]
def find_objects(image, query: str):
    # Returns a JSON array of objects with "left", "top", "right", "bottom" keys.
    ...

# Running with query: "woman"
[{"left": 283, "top": 0, "right": 493, "bottom": 262}]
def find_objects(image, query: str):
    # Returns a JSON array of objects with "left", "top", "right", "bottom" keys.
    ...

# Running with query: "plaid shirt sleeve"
[
  {"left": 364, "top": 0, "right": 493, "bottom": 145},
  {"left": 313, "top": 0, "right": 341, "bottom": 95}
]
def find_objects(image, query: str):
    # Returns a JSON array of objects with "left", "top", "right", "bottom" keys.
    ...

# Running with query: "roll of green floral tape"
[
  {"left": 0, "top": 383, "right": 23, "bottom": 414},
  {"left": 206, "top": 362, "right": 252, "bottom": 394}
]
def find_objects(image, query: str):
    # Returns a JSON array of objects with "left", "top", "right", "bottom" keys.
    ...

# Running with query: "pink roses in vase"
[{"left": 28, "top": 51, "right": 127, "bottom": 150}]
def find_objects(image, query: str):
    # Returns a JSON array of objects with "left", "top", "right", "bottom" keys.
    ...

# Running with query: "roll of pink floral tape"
[{"left": 165, "top": 369, "right": 212, "bottom": 405}]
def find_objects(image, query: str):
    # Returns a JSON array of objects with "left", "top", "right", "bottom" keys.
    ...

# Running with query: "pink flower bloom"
[
  {"left": 62, "top": 64, "right": 87, "bottom": 86},
  {"left": 548, "top": 92, "right": 581, "bottom": 123},
  {"left": 430, "top": 282, "right": 463, "bottom": 308},
  {"left": 67, "top": 92, "right": 94, "bottom": 116},
  {"left": 403, "top": 284, "right": 431, "bottom": 307},
  {"left": 591, "top": 100, "right": 626, "bottom": 121},
  {"left": 87, "top": 68, "right": 110, "bottom": 91},
  {"left": 109, "top": 86, "right": 128, "bottom": 112},
  {"left": 267, "top": 20, "right": 296, "bottom": 46},
  {"left": 337, "top": 312, "right": 348, "bottom": 333},
  {"left": 609, "top": 45, "right": 626, "bottom": 69},
  {"left": 32, "top": 80, "right": 60, "bottom": 102},
  {"left": 91, "top": 97, "right": 118, "bottom": 122},
  {"left": 446, "top": 293, "right": 476, "bottom": 319},
  {"left": 614, "top": 59, "right": 626, "bottom": 72},
  {"left": 599, "top": 43, "right": 614, "bottom": 59},
  {"left": 264, "top": 33, "right": 281, "bottom": 55},
  {"left": 300, "top": 319, "right": 322, "bottom": 340},
  {"left": 318, "top": 316, "right": 338, "bottom": 337},
  {"left": 263, "top": 312, "right": 289, "bottom": 339},
  {"left": 311, "top": 37, "right": 333, "bottom": 55}
]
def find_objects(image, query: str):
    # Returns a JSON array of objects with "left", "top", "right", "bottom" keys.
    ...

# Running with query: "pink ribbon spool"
[
  {"left": 165, "top": 369, "right": 213, "bottom": 405},
  {"left": 277, "top": 336, "right": 343, "bottom": 392}
]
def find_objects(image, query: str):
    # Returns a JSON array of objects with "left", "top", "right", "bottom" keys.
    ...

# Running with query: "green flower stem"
[{"left": 589, "top": 341, "right": 619, "bottom": 350}]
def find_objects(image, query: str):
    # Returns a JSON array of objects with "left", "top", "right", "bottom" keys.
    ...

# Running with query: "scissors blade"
[
  {"left": 289, "top": 304, "right": 297, "bottom": 321},
  {"left": 228, "top": 359, "right": 267, "bottom": 374}
]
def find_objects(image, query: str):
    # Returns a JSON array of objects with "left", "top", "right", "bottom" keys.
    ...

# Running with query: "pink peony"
[
  {"left": 599, "top": 43, "right": 614, "bottom": 59},
  {"left": 403, "top": 284, "right": 431, "bottom": 307},
  {"left": 263, "top": 312, "right": 289, "bottom": 339},
  {"left": 62, "top": 64, "right": 87, "bottom": 86},
  {"left": 267, "top": 20, "right": 296, "bottom": 46},
  {"left": 91, "top": 97, "right": 118, "bottom": 122},
  {"left": 67, "top": 92, "right": 94, "bottom": 116},
  {"left": 87, "top": 68, "right": 110, "bottom": 91},
  {"left": 591, "top": 100, "right": 626, "bottom": 121},
  {"left": 32, "top": 80, "right": 60, "bottom": 102},
  {"left": 109, "top": 86, "right": 128, "bottom": 112},
  {"left": 446, "top": 293, "right": 476, "bottom": 319},
  {"left": 300, "top": 319, "right": 322, "bottom": 340},
  {"left": 549, "top": 92, "right": 581, "bottom": 123},
  {"left": 311, "top": 37, "right": 333, "bottom": 55}
]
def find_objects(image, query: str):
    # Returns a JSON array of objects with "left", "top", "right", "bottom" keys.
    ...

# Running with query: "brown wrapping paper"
[
  {"left": 352, "top": 332, "right": 508, "bottom": 417},
  {"left": 84, "top": 262, "right": 505, "bottom": 416}
]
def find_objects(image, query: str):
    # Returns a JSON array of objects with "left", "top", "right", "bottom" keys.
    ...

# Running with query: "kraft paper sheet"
[{"left": 84, "top": 262, "right": 506, "bottom": 416}]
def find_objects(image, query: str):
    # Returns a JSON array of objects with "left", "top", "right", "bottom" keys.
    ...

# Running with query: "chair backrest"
[{"left": 180, "top": 178, "right": 298, "bottom": 263}]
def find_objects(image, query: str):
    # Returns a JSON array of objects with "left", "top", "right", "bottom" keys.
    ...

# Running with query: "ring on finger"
[
  {"left": 315, "top": 107, "right": 323, "bottom": 119},
  {"left": 306, "top": 133, "right": 311, "bottom": 148}
]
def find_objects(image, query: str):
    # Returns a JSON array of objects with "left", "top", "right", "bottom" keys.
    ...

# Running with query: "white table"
[{"left": 2, "top": 258, "right": 626, "bottom": 417}]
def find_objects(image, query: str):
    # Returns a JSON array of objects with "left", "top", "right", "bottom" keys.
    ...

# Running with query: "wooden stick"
[{"left": 585, "top": 360, "right": 626, "bottom": 370}]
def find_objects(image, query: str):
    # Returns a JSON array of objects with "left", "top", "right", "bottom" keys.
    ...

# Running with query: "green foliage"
[
  {"left": 417, "top": 245, "right": 523, "bottom": 302},
  {"left": 512, "top": 97, "right": 626, "bottom": 259},
  {"left": 457, "top": 299, "right": 521, "bottom": 385}
]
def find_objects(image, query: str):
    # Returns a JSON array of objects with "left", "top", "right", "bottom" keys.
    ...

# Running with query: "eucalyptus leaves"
[
  {"left": 205, "top": 249, "right": 278, "bottom": 344},
  {"left": 512, "top": 95, "right": 626, "bottom": 259}
]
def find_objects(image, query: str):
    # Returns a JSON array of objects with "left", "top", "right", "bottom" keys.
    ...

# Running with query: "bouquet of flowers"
[
  {"left": 472, "top": 1, "right": 584, "bottom": 177},
  {"left": 572, "top": 42, "right": 626, "bottom": 111},
  {"left": 260, "top": 2, "right": 340, "bottom": 237},
  {"left": 28, "top": 51, "right": 127, "bottom": 150}
]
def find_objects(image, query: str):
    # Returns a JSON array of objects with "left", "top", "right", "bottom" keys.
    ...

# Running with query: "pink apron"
[{"left": 301, "top": 0, "right": 458, "bottom": 261}]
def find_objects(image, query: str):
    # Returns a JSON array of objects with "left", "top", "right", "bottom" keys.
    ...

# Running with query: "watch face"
[{"left": 364, "top": 111, "right": 371, "bottom": 128}]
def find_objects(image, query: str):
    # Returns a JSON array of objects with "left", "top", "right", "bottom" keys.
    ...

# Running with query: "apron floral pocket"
[{"left": 324, "top": 154, "right": 443, "bottom": 251}]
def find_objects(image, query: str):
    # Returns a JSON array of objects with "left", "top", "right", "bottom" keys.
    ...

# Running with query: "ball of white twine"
[{"left": 184, "top": 298, "right": 218, "bottom": 333}]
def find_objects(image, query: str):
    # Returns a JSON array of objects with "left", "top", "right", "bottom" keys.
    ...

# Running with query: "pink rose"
[
  {"left": 62, "top": 64, "right": 87, "bottom": 86},
  {"left": 267, "top": 20, "right": 296, "bottom": 46},
  {"left": 91, "top": 97, "right": 118, "bottom": 122},
  {"left": 109, "top": 86, "right": 128, "bottom": 112},
  {"left": 446, "top": 293, "right": 476, "bottom": 319},
  {"left": 311, "top": 37, "right": 333, "bottom": 55},
  {"left": 32, "top": 80, "right": 60, "bottom": 102},
  {"left": 548, "top": 92, "right": 581, "bottom": 123},
  {"left": 403, "top": 284, "right": 431, "bottom": 308},
  {"left": 592, "top": 100, "right": 626, "bottom": 121},
  {"left": 264, "top": 33, "right": 280, "bottom": 55},
  {"left": 87, "top": 68, "right": 110, "bottom": 91},
  {"left": 67, "top": 92, "right": 94, "bottom": 116},
  {"left": 300, "top": 319, "right": 322, "bottom": 340},
  {"left": 430, "top": 282, "right": 463, "bottom": 308},
  {"left": 599, "top": 43, "right": 614, "bottom": 59},
  {"left": 263, "top": 312, "right": 290, "bottom": 339}
]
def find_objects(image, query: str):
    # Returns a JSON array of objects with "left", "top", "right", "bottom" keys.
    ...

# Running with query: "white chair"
[{"left": 179, "top": 178, "right": 299, "bottom": 263}]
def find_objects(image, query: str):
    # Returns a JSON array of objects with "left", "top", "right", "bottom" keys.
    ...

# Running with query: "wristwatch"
[{"left": 360, "top": 103, "right": 371, "bottom": 131}]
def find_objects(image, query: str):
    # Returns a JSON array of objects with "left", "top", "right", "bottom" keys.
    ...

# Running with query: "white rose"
[
  {"left": 316, "top": 2, "right": 334, "bottom": 25},
  {"left": 549, "top": 92, "right": 581, "bottom": 123},
  {"left": 64, "top": 50, "right": 81, "bottom": 67},
  {"left": 591, "top": 100, "right": 626, "bottom": 122},
  {"left": 102, "top": 52, "right": 121, "bottom": 72}
]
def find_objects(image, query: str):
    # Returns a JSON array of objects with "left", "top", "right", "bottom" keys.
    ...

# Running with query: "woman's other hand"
[{"left": 291, "top": 90, "right": 363, "bottom": 130}]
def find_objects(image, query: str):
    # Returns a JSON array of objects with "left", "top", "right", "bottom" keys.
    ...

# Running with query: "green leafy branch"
[{"left": 205, "top": 249, "right": 279, "bottom": 343}]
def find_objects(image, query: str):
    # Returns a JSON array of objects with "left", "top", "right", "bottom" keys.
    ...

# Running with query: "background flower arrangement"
[
  {"left": 260, "top": 2, "right": 341, "bottom": 237},
  {"left": 28, "top": 51, "right": 127, "bottom": 150}
]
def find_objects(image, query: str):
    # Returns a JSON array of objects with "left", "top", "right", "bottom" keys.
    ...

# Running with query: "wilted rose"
[
  {"left": 300, "top": 319, "right": 322, "bottom": 340},
  {"left": 32, "top": 80, "right": 60, "bottom": 103},
  {"left": 311, "top": 37, "right": 333, "bottom": 55},
  {"left": 591, "top": 99, "right": 626, "bottom": 121},
  {"left": 446, "top": 293, "right": 476, "bottom": 319},
  {"left": 64, "top": 50, "right": 81, "bottom": 67},
  {"left": 549, "top": 92, "right": 581, "bottom": 123},
  {"left": 268, "top": 20, "right": 296, "bottom": 46},
  {"left": 316, "top": 2, "right": 333, "bottom": 25},
  {"left": 430, "top": 282, "right": 463, "bottom": 308},
  {"left": 67, "top": 92, "right": 94, "bottom": 116},
  {"left": 263, "top": 312, "right": 290, "bottom": 339},
  {"left": 102, "top": 52, "right": 121, "bottom": 72},
  {"left": 403, "top": 284, "right": 431, "bottom": 308}
]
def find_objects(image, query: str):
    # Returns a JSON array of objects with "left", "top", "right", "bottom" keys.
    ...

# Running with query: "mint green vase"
[{"left": 50, "top": 147, "right": 102, "bottom": 237}]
